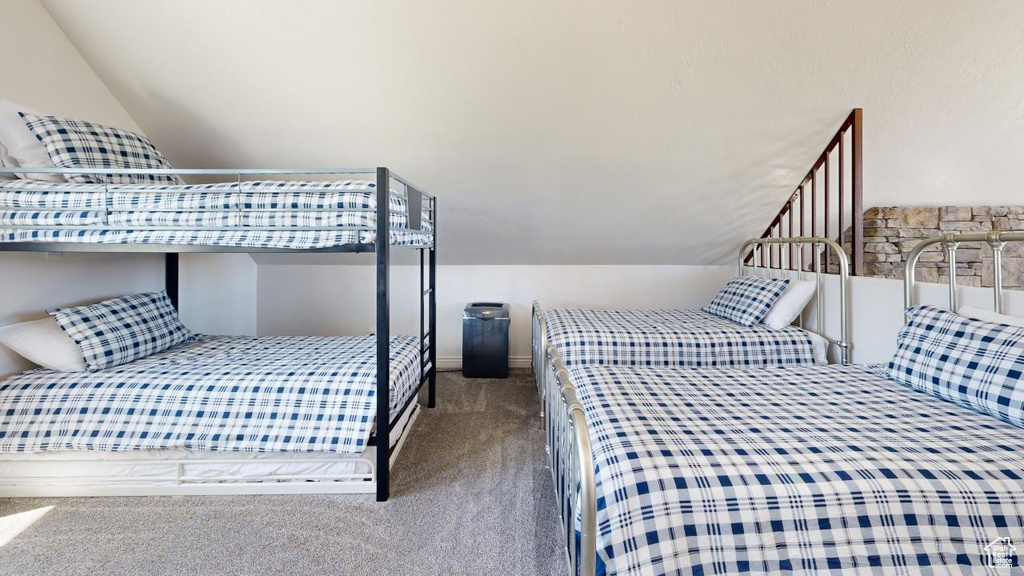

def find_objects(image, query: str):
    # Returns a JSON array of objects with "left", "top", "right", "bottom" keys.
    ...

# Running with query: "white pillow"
[
  {"left": 0, "top": 318, "right": 87, "bottom": 372},
  {"left": 0, "top": 100, "right": 63, "bottom": 182},
  {"left": 762, "top": 279, "right": 817, "bottom": 330},
  {"left": 958, "top": 306, "right": 1024, "bottom": 328}
]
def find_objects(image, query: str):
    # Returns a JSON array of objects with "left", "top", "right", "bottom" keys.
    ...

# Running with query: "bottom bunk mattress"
[
  {"left": 545, "top": 308, "right": 826, "bottom": 368},
  {"left": 571, "top": 364, "right": 1024, "bottom": 575},
  {"left": 0, "top": 334, "right": 423, "bottom": 456}
]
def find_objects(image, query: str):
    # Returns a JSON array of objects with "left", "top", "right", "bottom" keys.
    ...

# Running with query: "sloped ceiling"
[{"left": 39, "top": 0, "right": 1024, "bottom": 265}]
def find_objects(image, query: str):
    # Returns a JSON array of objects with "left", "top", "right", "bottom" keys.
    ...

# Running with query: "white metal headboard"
[
  {"left": 739, "top": 236, "right": 851, "bottom": 365},
  {"left": 904, "top": 231, "right": 1024, "bottom": 313}
]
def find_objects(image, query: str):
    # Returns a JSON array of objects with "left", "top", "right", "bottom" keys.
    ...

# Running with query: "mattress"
[
  {"left": 544, "top": 308, "right": 821, "bottom": 368},
  {"left": 0, "top": 334, "right": 424, "bottom": 455},
  {"left": 570, "top": 364, "right": 1024, "bottom": 575},
  {"left": 0, "top": 400, "right": 420, "bottom": 488},
  {"left": 0, "top": 179, "right": 433, "bottom": 249}
]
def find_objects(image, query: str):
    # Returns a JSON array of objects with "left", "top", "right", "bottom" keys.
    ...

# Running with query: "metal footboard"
[
  {"left": 532, "top": 301, "right": 548, "bottom": 421},
  {"left": 542, "top": 345, "right": 597, "bottom": 576}
]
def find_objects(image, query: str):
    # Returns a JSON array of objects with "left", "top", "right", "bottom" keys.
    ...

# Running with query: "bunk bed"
[
  {"left": 543, "top": 234, "right": 1024, "bottom": 575},
  {"left": 0, "top": 166, "right": 436, "bottom": 502}
]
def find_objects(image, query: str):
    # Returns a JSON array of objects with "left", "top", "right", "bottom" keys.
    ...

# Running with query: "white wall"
[
  {"left": 42, "top": 0, "right": 1024, "bottom": 265},
  {"left": 178, "top": 254, "right": 258, "bottom": 336},
  {"left": 0, "top": 0, "right": 256, "bottom": 376},
  {"left": 257, "top": 264, "right": 735, "bottom": 368},
  {"left": 0, "top": 0, "right": 160, "bottom": 377},
  {"left": 0, "top": 253, "right": 164, "bottom": 376}
]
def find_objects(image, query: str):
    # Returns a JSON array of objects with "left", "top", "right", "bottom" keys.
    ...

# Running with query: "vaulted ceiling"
[{"left": 39, "top": 0, "right": 1024, "bottom": 264}]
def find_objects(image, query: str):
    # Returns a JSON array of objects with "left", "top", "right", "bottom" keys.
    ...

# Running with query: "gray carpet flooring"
[{"left": 0, "top": 370, "right": 565, "bottom": 576}]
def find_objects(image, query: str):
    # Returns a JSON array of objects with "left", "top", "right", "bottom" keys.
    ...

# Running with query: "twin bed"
[
  {"left": 537, "top": 236, "right": 1024, "bottom": 575},
  {"left": 0, "top": 166, "right": 437, "bottom": 501}
]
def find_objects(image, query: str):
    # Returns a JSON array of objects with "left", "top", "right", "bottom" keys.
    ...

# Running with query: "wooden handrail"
[{"left": 747, "top": 109, "right": 864, "bottom": 275}]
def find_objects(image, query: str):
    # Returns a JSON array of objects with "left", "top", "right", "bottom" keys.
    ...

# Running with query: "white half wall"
[
  {"left": 256, "top": 265, "right": 736, "bottom": 368},
  {"left": 846, "top": 275, "right": 1024, "bottom": 364},
  {"left": 755, "top": 268, "right": 1024, "bottom": 365}
]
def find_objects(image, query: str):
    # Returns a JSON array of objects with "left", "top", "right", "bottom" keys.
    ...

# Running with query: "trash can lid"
[{"left": 463, "top": 302, "right": 510, "bottom": 319}]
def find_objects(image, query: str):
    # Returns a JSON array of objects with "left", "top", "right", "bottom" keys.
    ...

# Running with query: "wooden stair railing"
[{"left": 746, "top": 109, "right": 864, "bottom": 275}]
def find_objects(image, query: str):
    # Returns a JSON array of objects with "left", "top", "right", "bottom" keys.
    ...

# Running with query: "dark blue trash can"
[{"left": 463, "top": 302, "right": 510, "bottom": 378}]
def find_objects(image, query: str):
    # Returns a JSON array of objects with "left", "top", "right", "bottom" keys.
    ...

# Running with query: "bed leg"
[
  {"left": 375, "top": 167, "right": 391, "bottom": 503},
  {"left": 165, "top": 253, "right": 179, "bottom": 309}
]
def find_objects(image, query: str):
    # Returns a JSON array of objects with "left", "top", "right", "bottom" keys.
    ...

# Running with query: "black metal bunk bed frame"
[{"left": 0, "top": 166, "right": 436, "bottom": 502}]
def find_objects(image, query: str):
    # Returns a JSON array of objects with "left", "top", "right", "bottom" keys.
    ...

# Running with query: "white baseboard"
[{"left": 437, "top": 356, "right": 531, "bottom": 371}]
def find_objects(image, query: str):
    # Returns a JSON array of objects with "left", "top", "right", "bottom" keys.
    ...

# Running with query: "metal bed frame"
[
  {"left": 531, "top": 236, "right": 851, "bottom": 423},
  {"left": 537, "top": 237, "right": 851, "bottom": 576},
  {"left": 905, "top": 230, "right": 1024, "bottom": 313},
  {"left": 0, "top": 166, "right": 436, "bottom": 502},
  {"left": 543, "top": 231, "right": 1023, "bottom": 576}
]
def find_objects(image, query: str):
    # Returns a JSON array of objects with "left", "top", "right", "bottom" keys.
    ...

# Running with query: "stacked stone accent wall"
[{"left": 853, "top": 206, "right": 1024, "bottom": 286}]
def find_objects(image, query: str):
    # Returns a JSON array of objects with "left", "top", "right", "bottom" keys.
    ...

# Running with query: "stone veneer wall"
[{"left": 854, "top": 206, "right": 1024, "bottom": 286}]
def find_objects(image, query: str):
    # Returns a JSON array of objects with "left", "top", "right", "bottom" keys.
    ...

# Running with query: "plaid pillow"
[
  {"left": 702, "top": 276, "right": 790, "bottom": 327},
  {"left": 49, "top": 291, "right": 195, "bottom": 371},
  {"left": 19, "top": 112, "right": 183, "bottom": 185},
  {"left": 888, "top": 305, "right": 1024, "bottom": 429}
]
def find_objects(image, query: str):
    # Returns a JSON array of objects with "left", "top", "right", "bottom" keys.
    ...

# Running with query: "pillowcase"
[
  {"left": 49, "top": 291, "right": 195, "bottom": 371},
  {"left": 888, "top": 304, "right": 1024, "bottom": 429},
  {"left": 0, "top": 100, "right": 64, "bottom": 182},
  {"left": 762, "top": 279, "right": 817, "bottom": 330},
  {"left": 703, "top": 276, "right": 791, "bottom": 327},
  {"left": 19, "top": 112, "right": 183, "bottom": 186},
  {"left": 958, "top": 305, "right": 1024, "bottom": 329},
  {"left": 0, "top": 318, "right": 87, "bottom": 372}
]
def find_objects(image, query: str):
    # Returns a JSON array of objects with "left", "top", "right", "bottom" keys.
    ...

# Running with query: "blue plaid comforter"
[
  {"left": 572, "top": 364, "right": 1024, "bottom": 575},
  {"left": 0, "top": 335, "right": 422, "bottom": 455},
  {"left": 545, "top": 308, "right": 819, "bottom": 368},
  {"left": 0, "top": 179, "right": 433, "bottom": 249}
]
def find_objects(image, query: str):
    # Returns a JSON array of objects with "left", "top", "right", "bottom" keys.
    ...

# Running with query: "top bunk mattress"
[
  {"left": 0, "top": 179, "right": 433, "bottom": 249},
  {"left": 571, "top": 363, "right": 1024, "bottom": 575},
  {"left": 544, "top": 307, "right": 822, "bottom": 368},
  {"left": 0, "top": 334, "right": 423, "bottom": 455}
]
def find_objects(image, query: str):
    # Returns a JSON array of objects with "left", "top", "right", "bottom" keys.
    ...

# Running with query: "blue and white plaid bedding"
[
  {"left": 545, "top": 308, "right": 818, "bottom": 368},
  {"left": 889, "top": 304, "right": 1024, "bottom": 429},
  {"left": 0, "top": 179, "right": 433, "bottom": 249},
  {"left": 571, "top": 364, "right": 1024, "bottom": 575},
  {"left": 703, "top": 276, "right": 790, "bottom": 327},
  {"left": 0, "top": 335, "right": 423, "bottom": 454}
]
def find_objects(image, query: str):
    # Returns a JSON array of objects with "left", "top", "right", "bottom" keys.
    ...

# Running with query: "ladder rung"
[{"left": 423, "top": 288, "right": 434, "bottom": 295}]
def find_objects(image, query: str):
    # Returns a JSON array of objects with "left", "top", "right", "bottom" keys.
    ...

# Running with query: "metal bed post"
[
  {"left": 428, "top": 200, "right": 437, "bottom": 408},
  {"left": 375, "top": 167, "right": 392, "bottom": 502},
  {"left": 165, "top": 253, "right": 180, "bottom": 309}
]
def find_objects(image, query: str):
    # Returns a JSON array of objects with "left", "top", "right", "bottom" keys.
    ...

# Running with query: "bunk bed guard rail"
[{"left": 904, "top": 230, "right": 1024, "bottom": 314}]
